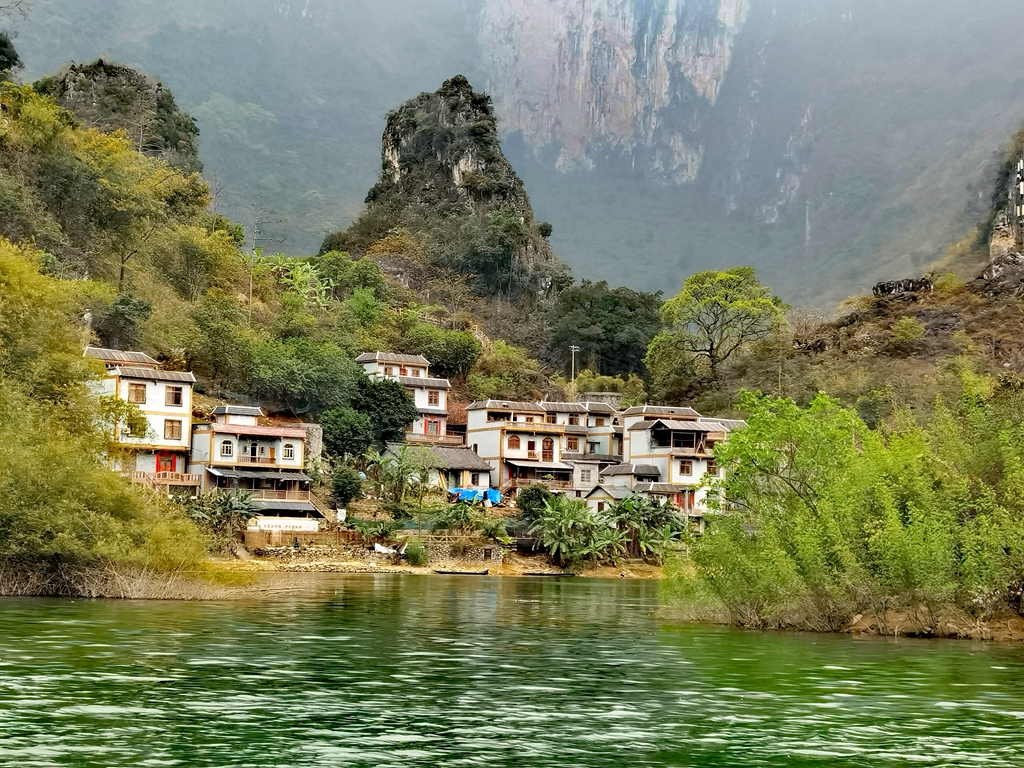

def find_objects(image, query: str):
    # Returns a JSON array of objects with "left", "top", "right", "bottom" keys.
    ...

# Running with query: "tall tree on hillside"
[
  {"left": 0, "top": 32, "right": 21, "bottom": 80},
  {"left": 647, "top": 267, "right": 786, "bottom": 398},
  {"left": 547, "top": 280, "right": 662, "bottom": 378}
]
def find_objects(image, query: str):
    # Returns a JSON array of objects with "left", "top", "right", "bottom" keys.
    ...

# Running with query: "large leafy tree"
[
  {"left": 547, "top": 280, "right": 662, "bottom": 378},
  {"left": 320, "top": 407, "right": 374, "bottom": 458},
  {"left": 353, "top": 377, "right": 420, "bottom": 446},
  {"left": 647, "top": 267, "right": 786, "bottom": 395}
]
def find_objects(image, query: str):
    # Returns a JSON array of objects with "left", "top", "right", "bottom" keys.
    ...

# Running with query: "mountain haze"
[{"left": 17, "top": 0, "right": 1024, "bottom": 304}]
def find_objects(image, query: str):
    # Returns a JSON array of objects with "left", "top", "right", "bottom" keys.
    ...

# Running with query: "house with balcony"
[
  {"left": 386, "top": 444, "right": 493, "bottom": 494},
  {"left": 466, "top": 400, "right": 574, "bottom": 494},
  {"left": 357, "top": 351, "right": 459, "bottom": 445},
  {"left": 534, "top": 402, "right": 625, "bottom": 497},
  {"left": 85, "top": 346, "right": 201, "bottom": 495},
  {"left": 190, "top": 405, "right": 332, "bottom": 521},
  {"left": 623, "top": 412, "right": 743, "bottom": 519}
]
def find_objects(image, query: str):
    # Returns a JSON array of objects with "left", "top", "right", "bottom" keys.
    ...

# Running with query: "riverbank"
[{"left": 215, "top": 548, "right": 664, "bottom": 580}]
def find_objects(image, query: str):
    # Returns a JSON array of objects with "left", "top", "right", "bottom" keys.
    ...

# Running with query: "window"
[
  {"left": 163, "top": 420, "right": 183, "bottom": 440},
  {"left": 546, "top": 413, "right": 557, "bottom": 424},
  {"left": 568, "top": 414, "right": 580, "bottom": 426},
  {"left": 587, "top": 442, "right": 600, "bottom": 454},
  {"left": 412, "top": 368, "right": 421, "bottom": 377},
  {"left": 283, "top": 443, "right": 295, "bottom": 460},
  {"left": 508, "top": 435, "right": 521, "bottom": 449},
  {"left": 158, "top": 454, "right": 173, "bottom": 472},
  {"left": 707, "top": 460, "right": 720, "bottom": 477},
  {"left": 528, "top": 440, "right": 536, "bottom": 452},
  {"left": 542, "top": 438, "right": 554, "bottom": 462},
  {"left": 472, "top": 444, "right": 479, "bottom": 454},
  {"left": 384, "top": 366, "right": 393, "bottom": 376},
  {"left": 400, "top": 367, "right": 408, "bottom": 376},
  {"left": 127, "top": 383, "right": 147, "bottom": 404},
  {"left": 679, "top": 460, "right": 693, "bottom": 475},
  {"left": 673, "top": 432, "right": 697, "bottom": 449},
  {"left": 220, "top": 440, "right": 234, "bottom": 457},
  {"left": 471, "top": 473, "right": 480, "bottom": 486},
  {"left": 428, "top": 390, "right": 440, "bottom": 406},
  {"left": 597, "top": 502, "right": 606, "bottom": 512},
  {"left": 567, "top": 437, "right": 580, "bottom": 452},
  {"left": 526, "top": 416, "right": 535, "bottom": 423},
  {"left": 581, "top": 469, "right": 592, "bottom": 483},
  {"left": 595, "top": 417, "right": 606, "bottom": 427},
  {"left": 427, "top": 420, "right": 440, "bottom": 436},
  {"left": 165, "top": 386, "right": 184, "bottom": 407}
]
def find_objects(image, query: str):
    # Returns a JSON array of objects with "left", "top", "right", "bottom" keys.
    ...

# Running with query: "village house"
[
  {"left": 190, "top": 405, "right": 333, "bottom": 525},
  {"left": 465, "top": 400, "right": 574, "bottom": 494},
  {"left": 357, "top": 352, "right": 460, "bottom": 445},
  {"left": 85, "top": 346, "right": 201, "bottom": 495},
  {"left": 384, "top": 444, "right": 493, "bottom": 494},
  {"left": 538, "top": 401, "right": 622, "bottom": 496}
]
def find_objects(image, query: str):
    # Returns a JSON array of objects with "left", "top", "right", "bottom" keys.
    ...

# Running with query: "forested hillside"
[{"left": 15, "top": 0, "right": 1024, "bottom": 306}]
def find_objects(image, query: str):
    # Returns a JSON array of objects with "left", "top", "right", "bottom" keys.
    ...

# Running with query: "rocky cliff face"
[
  {"left": 324, "top": 76, "right": 569, "bottom": 298},
  {"left": 481, "top": 0, "right": 749, "bottom": 184},
  {"left": 36, "top": 59, "right": 202, "bottom": 174}
]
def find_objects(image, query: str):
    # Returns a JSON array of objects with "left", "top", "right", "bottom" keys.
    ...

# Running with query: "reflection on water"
[{"left": 1, "top": 575, "right": 1023, "bottom": 767}]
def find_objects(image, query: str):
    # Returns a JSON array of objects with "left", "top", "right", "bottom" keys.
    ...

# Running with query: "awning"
[
  {"left": 505, "top": 459, "right": 573, "bottom": 472},
  {"left": 206, "top": 468, "right": 312, "bottom": 482},
  {"left": 251, "top": 500, "right": 319, "bottom": 514}
]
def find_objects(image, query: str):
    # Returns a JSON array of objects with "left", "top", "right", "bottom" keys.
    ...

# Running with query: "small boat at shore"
[{"left": 434, "top": 569, "right": 489, "bottom": 575}]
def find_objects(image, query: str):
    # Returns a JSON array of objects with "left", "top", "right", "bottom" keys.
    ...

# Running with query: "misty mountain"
[{"left": 16, "top": 0, "right": 1024, "bottom": 305}]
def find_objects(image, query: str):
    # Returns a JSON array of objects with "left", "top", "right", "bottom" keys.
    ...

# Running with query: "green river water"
[{"left": 1, "top": 575, "right": 1024, "bottom": 767}]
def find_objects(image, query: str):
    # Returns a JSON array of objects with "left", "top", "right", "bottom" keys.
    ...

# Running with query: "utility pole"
[{"left": 569, "top": 344, "right": 581, "bottom": 382}]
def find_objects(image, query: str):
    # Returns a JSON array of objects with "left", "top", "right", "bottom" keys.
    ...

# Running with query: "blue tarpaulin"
[{"left": 448, "top": 488, "right": 502, "bottom": 504}]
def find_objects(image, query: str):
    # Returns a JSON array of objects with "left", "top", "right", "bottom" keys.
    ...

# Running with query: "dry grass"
[{"left": 0, "top": 563, "right": 246, "bottom": 600}]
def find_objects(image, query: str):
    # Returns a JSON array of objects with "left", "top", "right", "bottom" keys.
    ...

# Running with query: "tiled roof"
[
  {"left": 622, "top": 405, "right": 701, "bottom": 418},
  {"left": 211, "top": 405, "right": 265, "bottom": 416},
  {"left": 415, "top": 407, "right": 449, "bottom": 416},
  {"left": 356, "top": 352, "right": 430, "bottom": 365},
  {"left": 202, "top": 423, "right": 307, "bottom": 439},
  {"left": 539, "top": 401, "right": 588, "bottom": 413},
  {"left": 427, "top": 447, "right": 493, "bottom": 472},
  {"left": 115, "top": 366, "right": 196, "bottom": 383},
  {"left": 581, "top": 402, "right": 616, "bottom": 414},
  {"left": 396, "top": 376, "right": 451, "bottom": 389},
  {"left": 85, "top": 347, "right": 159, "bottom": 367},
  {"left": 585, "top": 485, "right": 632, "bottom": 500},
  {"left": 467, "top": 400, "right": 544, "bottom": 412}
]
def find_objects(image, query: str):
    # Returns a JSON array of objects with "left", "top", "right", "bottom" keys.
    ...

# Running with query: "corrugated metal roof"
[
  {"left": 415, "top": 407, "right": 450, "bottom": 416},
  {"left": 634, "top": 483, "right": 690, "bottom": 494},
  {"left": 207, "top": 468, "right": 312, "bottom": 481},
  {"left": 356, "top": 351, "right": 430, "bottom": 365},
  {"left": 504, "top": 459, "right": 573, "bottom": 471},
  {"left": 251, "top": 500, "right": 318, "bottom": 514},
  {"left": 396, "top": 376, "right": 451, "bottom": 389},
  {"left": 467, "top": 400, "right": 544, "bottom": 412},
  {"left": 85, "top": 347, "right": 159, "bottom": 366},
  {"left": 629, "top": 419, "right": 724, "bottom": 433},
  {"left": 115, "top": 366, "right": 196, "bottom": 383},
  {"left": 211, "top": 405, "right": 265, "bottom": 416},
  {"left": 601, "top": 463, "right": 661, "bottom": 477}
]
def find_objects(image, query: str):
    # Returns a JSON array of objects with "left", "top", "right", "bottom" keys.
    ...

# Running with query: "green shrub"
[
  {"left": 891, "top": 316, "right": 925, "bottom": 342},
  {"left": 331, "top": 465, "right": 365, "bottom": 506},
  {"left": 405, "top": 539, "right": 429, "bottom": 566}
]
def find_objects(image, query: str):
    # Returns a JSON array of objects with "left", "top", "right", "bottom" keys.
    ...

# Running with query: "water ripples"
[{"left": 1, "top": 575, "right": 1024, "bottom": 766}]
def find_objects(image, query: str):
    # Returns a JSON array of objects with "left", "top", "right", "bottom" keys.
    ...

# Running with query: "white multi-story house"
[
  {"left": 466, "top": 400, "right": 574, "bottom": 493},
  {"left": 538, "top": 401, "right": 622, "bottom": 497},
  {"left": 622, "top": 406, "right": 743, "bottom": 514},
  {"left": 190, "top": 405, "right": 333, "bottom": 522},
  {"left": 357, "top": 352, "right": 458, "bottom": 444},
  {"left": 85, "top": 346, "right": 200, "bottom": 494}
]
